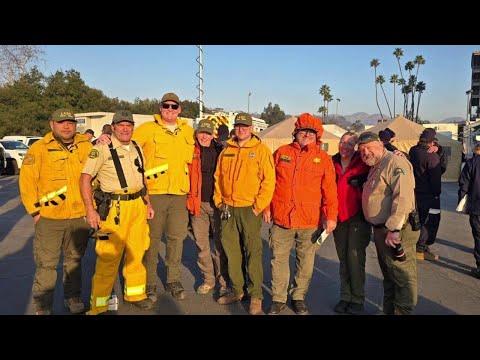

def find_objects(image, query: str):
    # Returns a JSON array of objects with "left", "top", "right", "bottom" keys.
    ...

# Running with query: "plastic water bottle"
[{"left": 108, "top": 294, "right": 119, "bottom": 311}]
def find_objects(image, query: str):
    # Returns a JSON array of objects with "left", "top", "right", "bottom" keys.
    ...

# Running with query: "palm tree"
[
  {"left": 411, "top": 55, "right": 426, "bottom": 123},
  {"left": 318, "top": 106, "right": 327, "bottom": 120},
  {"left": 370, "top": 58, "right": 383, "bottom": 121},
  {"left": 398, "top": 78, "right": 407, "bottom": 117},
  {"left": 401, "top": 82, "right": 411, "bottom": 118},
  {"left": 405, "top": 61, "right": 415, "bottom": 120},
  {"left": 415, "top": 81, "right": 426, "bottom": 123},
  {"left": 319, "top": 84, "right": 331, "bottom": 120},
  {"left": 376, "top": 75, "right": 392, "bottom": 119},
  {"left": 325, "top": 93, "right": 333, "bottom": 122},
  {"left": 390, "top": 74, "right": 399, "bottom": 117},
  {"left": 393, "top": 48, "right": 405, "bottom": 80}
]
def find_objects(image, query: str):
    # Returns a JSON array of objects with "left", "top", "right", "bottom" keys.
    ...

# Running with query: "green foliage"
[
  {"left": 260, "top": 102, "right": 286, "bottom": 125},
  {"left": 0, "top": 67, "right": 212, "bottom": 138},
  {"left": 350, "top": 120, "right": 365, "bottom": 133}
]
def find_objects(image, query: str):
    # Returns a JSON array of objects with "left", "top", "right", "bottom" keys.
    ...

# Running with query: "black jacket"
[
  {"left": 459, "top": 155, "right": 480, "bottom": 215},
  {"left": 409, "top": 142, "right": 442, "bottom": 197}
]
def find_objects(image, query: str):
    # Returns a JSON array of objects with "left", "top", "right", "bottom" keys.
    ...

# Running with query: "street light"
[
  {"left": 248, "top": 92, "right": 252, "bottom": 114},
  {"left": 335, "top": 98, "right": 340, "bottom": 120},
  {"left": 466, "top": 90, "right": 472, "bottom": 156}
]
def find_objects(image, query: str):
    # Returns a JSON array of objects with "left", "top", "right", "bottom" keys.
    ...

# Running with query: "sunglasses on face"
[{"left": 161, "top": 103, "right": 179, "bottom": 110}]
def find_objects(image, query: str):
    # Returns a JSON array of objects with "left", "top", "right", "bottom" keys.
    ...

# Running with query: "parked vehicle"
[
  {"left": 0, "top": 146, "right": 5, "bottom": 174},
  {"left": 2, "top": 135, "right": 42, "bottom": 147},
  {"left": 0, "top": 140, "right": 28, "bottom": 175}
]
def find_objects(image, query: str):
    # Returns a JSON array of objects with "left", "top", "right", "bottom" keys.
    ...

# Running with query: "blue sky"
[{"left": 42, "top": 45, "right": 479, "bottom": 121}]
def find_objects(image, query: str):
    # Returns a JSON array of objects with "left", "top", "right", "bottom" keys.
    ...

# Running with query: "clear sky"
[{"left": 42, "top": 45, "right": 479, "bottom": 121}]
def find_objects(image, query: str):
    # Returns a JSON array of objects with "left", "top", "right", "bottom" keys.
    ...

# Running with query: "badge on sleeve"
[
  {"left": 88, "top": 149, "right": 100, "bottom": 159},
  {"left": 393, "top": 167, "right": 405, "bottom": 176},
  {"left": 23, "top": 154, "right": 35, "bottom": 165}
]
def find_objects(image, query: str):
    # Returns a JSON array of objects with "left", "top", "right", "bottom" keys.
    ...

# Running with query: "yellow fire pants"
[{"left": 87, "top": 193, "right": 150, "bottom": 315}]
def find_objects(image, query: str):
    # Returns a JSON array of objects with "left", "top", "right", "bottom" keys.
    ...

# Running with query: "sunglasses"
[{"left": 161, "top": 103, "right": 179, "bottom": 110}]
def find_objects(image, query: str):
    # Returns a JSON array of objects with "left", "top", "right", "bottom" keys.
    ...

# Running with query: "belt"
[
  {"left": 371, "top": 223, "right": 407, "bottom": 230},
  {"left": 110, "top": 188, "right": 146, "bottom": 201}
]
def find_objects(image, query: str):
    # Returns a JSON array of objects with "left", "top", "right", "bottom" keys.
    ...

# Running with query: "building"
[
  {"left": 194, "top": 111, "right": 268, "bottom": 135},
  {"left": 470, "top": 51, "right": 480, "bottom": 117}
]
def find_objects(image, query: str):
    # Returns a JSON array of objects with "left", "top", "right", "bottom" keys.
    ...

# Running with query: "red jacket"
[
  {"left": 269, "top": 141, "right": 338, "bottom": 229},
  {"left": 332, "top": 151, "right": 370, "bottom": 223}
]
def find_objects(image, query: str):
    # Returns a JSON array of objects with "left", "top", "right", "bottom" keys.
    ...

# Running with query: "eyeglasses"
[
  {"left": 161, "top": 103, "right": 179, "bottom": 110},
  {"left": 297, "top": 130, "right": 317, "bottom": 137}
]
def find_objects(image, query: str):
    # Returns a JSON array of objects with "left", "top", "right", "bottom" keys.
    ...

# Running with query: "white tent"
[{"left": 367, "top": 116, "right": 463, "bottom": 182}]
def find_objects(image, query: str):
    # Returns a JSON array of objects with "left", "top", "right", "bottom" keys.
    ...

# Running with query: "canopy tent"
[
  {"left": 367, "top": 116, "right": 463, "bottom": 182},
  {"left": 258, "top": 117, "right": 341, "bottom": 156}
]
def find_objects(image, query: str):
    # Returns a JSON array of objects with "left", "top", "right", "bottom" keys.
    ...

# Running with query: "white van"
[
  {"left": 2, "top": 135, "right": 42, "bottom": 147},
  {"left": 0, "top": 140, "right": 29, "bottom": 175}
]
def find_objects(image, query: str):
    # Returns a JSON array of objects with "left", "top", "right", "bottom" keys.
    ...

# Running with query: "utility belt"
[
  {"left": 110, "top": 187, "right": 146, "bottom": 201},
  {"left": 371, "top": 210, "right": 420, "bottom": 231},
  {"left": 94, "top": 187, "right": 146, "bottom": 223}
]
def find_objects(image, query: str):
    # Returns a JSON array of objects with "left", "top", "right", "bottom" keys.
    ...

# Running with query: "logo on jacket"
[
  {"left": 249, "top": 151, "right": 256, "bottom": 159},
  {"left": 313, "top": 157, "right": 321, "bottom": 163},
  {"left": 280, "top": 155, "right": 291, "bottom": 162}
]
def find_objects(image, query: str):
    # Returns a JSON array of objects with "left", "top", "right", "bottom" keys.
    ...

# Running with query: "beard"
[{"left": 363, "top": 156, "right": 378, "bottom": 166}]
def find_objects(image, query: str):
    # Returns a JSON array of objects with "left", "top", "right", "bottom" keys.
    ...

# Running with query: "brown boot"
[
  {"left": 217, "top": 292, "right": 243, "bottom": 305},
  {"left": 249, "top": 298, "right": 263, "bottom": 315}
]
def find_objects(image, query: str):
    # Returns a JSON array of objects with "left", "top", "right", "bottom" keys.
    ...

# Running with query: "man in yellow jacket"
[
  {"left": 213, "top": 112, "right": 275, "bottom": 315},
  {"left": 133, "top": 93, "right": 195, "bottom": 308},
  {"left": 19, "top": 108, "right": 92, "bottom": 315}
]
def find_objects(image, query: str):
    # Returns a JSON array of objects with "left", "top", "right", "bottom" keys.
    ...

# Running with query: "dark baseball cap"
[
  {"left": 420, "top": 128, "right": 437, "bottom": 142},
  {"left": 234, "top": 112, "right": 253, "bottom": 126},
  {"left": 161, "top": 92, "right": 180, "bottom": 104},
  {"left": 378, "top": 130, "right": 392, "bottom": 142},
  {"left": 52, "top": 108, "right": 76, "bottom": 122},
  {"left": 358, "top": 131, "right": 381, "bottom": 145},
  {"left": 196, "top": 119, "right": 214, "bottom": 134},
  {"left": 385, "top": 127, "right": 396, "bottom": 138},
  {"left": 85, "top": 129, "right": 95, "bottom": 136},
  {"left": 112, "top": 110, "right": 135, "bottom": 124}
]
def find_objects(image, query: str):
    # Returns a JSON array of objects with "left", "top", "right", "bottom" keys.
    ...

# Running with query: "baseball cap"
[
  {"left": 52, "top": 108, "right": 76, "bottom": 122},
  {"left": 161, "top": 92, "right": 180, "bottom": 104},
  {"left": 196, "top": 119, "right": 214, "bottom": 134},
  {"left": 85, "top": 129, "right": 95, "bottom": 136},
  {"left": 234, "top": 112, "right": 253, "bottom": 126},
  {"left": 384, "top": 127, "right": 396, "bottom": 138},
  {"left": 420, "top": 128, "right": 437, "bottom": 142},
  {"left": 378, "top": 130, "right": 392, "bottom": 142},
  {"left": 112, "top": 110, "right": 135, "bottom": 124},
  {"left": 358, "top": 131, "right": 381, "bottom": 145}
]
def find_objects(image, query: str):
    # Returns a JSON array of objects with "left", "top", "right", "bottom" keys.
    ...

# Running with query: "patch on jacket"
[
  {"left": 193, "top": 154, "right": 197, "bottom": 159},
  {"left": 279, "top": 155, "right": 291, "bottom": 162},
  {"left": 88, "top": 149, "right": 100, "bottom": 159},
  {"left": 249, "top": 151, "right": 256, "bottom": 159},
  {"left": 313, "top": 157, "right": 321, "bottom": 163},
  {"left": 393, "top": 167, "right": 405, "bottom": 176},
  {"left": 224, "top": 154, "right": 235, "bottom": 157},
  {"left": 23, "top": 154, "right": 35, "bottom": 165}
]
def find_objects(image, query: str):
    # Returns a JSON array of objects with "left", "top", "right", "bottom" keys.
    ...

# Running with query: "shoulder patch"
[
  {"left": 88, "top": 149, "right": 100, "bottom": 159},
  {"left": 393, "top": 167, "right": 405, "bottom": 176},
  {"left": 280, "top": 154, "right": 291, "bottom": 162},
  {"left": 23, "top": 154, "right": 35, "bottom": 165}
]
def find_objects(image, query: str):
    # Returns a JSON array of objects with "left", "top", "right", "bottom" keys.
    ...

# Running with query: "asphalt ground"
[{"left": 1, "top": 175, "right": 479, "bottom": 316}]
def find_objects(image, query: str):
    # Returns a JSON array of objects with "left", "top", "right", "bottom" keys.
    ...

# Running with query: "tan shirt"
[
  {"left": 82, "top": 136, "right": 144, "bottom": 193},
  {"left": 362, "top": 149, "right": 415, "bottom": 231}
]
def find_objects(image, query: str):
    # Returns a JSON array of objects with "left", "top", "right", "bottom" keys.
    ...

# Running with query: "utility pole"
[
  {"left": 248, "top": 92, "right": 252, "bottom": 114},
  {"left": 465, "top": 89, "right": 472, "bottom": 157},
  {"left": 335, "top": 98, "right": 340, "bottom": 120},
  {"left": 196, "top": 45, "right": 204, "bottom": 121}
]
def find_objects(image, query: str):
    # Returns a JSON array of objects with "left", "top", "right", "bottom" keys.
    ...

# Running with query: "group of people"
[{"left": 18, "top": 91, "right": 476, "bottom": 316}]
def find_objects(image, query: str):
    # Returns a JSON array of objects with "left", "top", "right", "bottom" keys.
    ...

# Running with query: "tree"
[
  {"left": 370, "top": 59, "right": 383, "bottom": 121},
  {"left": 390, "top": 74, "right": 399, "bottom": 117},
  {"left": 376, "top": 75, "right": 392, "bottom": 119},
  {"left": 0, "top": 45, "right": 45, "bottom": 85},
  {"left": 350, "top": 120, "right": 365, "bottom": 133},
  {"left": 260, "top": 102, "right": 286, "bottom": 125},
  {"left": 415, "top": 81, "right": 426, "bottom": 123}
]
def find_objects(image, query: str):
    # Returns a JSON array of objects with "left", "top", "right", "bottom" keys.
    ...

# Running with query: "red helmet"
[{"left": 294, "top": 113, "right": 324, "bottom": 138}]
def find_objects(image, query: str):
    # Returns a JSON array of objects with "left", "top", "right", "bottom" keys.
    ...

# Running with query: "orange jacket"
[
  {"left": 268, "top": 141, "right": 338, "bottom": 229},
  {"left": 187, "top": 140, "right": 222, "bottom": 216},
  {"left": 213, "top": 135, "right": 275, "bottom": 213}
]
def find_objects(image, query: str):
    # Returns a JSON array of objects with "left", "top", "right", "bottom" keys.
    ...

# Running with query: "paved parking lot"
[{"left": 1, "top": 175, "right": 479, "bottom": 315}]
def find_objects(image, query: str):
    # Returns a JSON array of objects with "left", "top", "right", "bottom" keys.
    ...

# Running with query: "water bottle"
[
  {"left": 108, "top": 294, "right": 119, "bottom": 311},
  {"left": 392, "top": 243, "right": 407, "bottom": 262}
]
